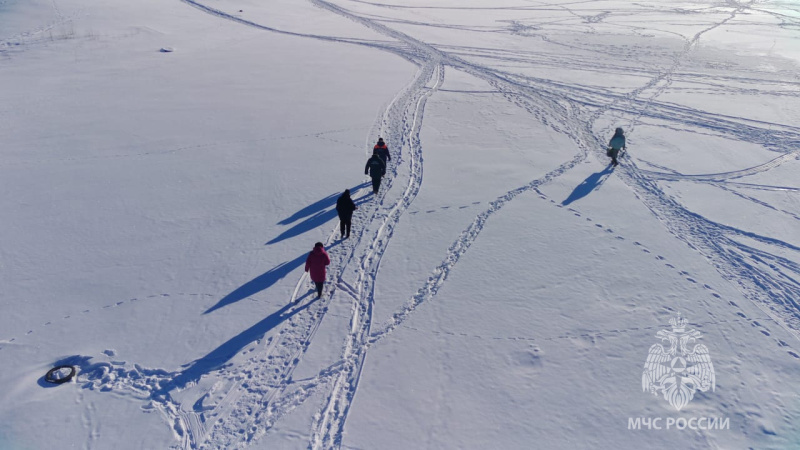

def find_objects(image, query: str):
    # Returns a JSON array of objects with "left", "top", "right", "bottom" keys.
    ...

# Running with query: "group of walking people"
[
  {"left": 303, "top": 138, "right": 391, "bottom": 299},
  {"left": 304, "top": 128, "right": 624, "bottom": 300},
  {"left": 365, "top": 137, "right": 390, "bottom": 194}
]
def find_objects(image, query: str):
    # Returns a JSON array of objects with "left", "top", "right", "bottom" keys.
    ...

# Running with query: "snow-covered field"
[{"left": 2, "top": 0, "right": 799, "bottom": 448}]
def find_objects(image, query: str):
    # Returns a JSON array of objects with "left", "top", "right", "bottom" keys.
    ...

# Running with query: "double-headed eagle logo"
[{"left": 642, "top": 314, "right": 715, "bottom": 410}]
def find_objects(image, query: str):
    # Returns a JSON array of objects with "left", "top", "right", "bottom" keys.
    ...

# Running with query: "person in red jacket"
[{"left": 305, "top": 242, "right": 331, "bottom": 298}]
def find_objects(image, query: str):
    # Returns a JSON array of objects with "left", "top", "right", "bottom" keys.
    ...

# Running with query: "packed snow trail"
[
  {"left": 72, "top": 18, "right": 442, "bottom": 448},
  {"left": 310, "top": 61, "right": 443, "bottom": 450}
]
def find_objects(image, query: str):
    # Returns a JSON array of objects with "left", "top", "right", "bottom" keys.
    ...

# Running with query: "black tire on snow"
[{"left": 44, "top": 365, "right": 76, "bottom": 384}]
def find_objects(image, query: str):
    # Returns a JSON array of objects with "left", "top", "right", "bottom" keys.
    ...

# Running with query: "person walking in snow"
[
  {"left": 607, "top": 127, "right": 626, "bottom": 167},
  {"left": 305, "top": 242, "right": 330, "bottom": 299},
  {"left": 336, "top": 189, "right": 357, "bottom": 239},
  {"left": 373, "top": 137, "right": 390, "bottom": 166},
  {"left": 365, "top": 150, "right": 386, "bottom": 195}
]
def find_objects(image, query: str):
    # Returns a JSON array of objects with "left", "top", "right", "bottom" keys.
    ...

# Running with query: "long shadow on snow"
[
  {"left": 278, "top": 193, "right": 339, "bottom": 226},
  {"left": 205, "top": 241, "right": 341, "bottom": 314},
  {"left": 277, "top": 181, "right": 367, "bottom": 226},
  {"left": 267, "top": 209, "right": 338, "bottom": 245},
  {"left": 562, "top": 166, "right": 614, "bottom": 206},
  {"left": 159, "top": 298, "right": 317, "bottom": 395},
  {"left": 266, "top": 187, "right": 373, "bottom": 246}
]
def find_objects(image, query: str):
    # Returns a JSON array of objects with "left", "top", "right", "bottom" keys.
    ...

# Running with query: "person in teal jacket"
[{"left": 607, "top": 127, "right": 626, "bottom": 166}]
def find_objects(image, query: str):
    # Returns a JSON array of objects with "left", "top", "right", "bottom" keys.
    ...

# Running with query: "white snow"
[{"left": 2, "top": 0, "right": 799, "bottom": 449}]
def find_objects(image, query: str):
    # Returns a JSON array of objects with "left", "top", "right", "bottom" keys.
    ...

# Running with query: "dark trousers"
[
  {"left": 371, "top": 176, "right": 381, "bottom": 194},
  {"left": 609, "top": 147, "right": 620, "bottom": 165},
  {"left": 314, "top": 281, "right": 324, "bottom": 298},
  {"left": 339, "top": 215, "right": 352, "bottom": 238}
]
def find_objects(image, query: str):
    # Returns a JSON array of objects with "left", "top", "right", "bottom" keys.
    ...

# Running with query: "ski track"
[
  {"left": 539, "top": 191, "right": 795, "bottom": 354},
  {"left": 70, "top": 2, "right": 444, "bottom": 444},
  {"left": 0, "top": 9, "right": 83, "bottom": 50},
  {"left": 711, "top": 182, "right": 800, "bottom": 222},
  {"left": 1, "top": 127, "right": 365, "bottom": 167},
  {"left": 310, "top": 61, "right": 444, "bottom": 450},
  {"left": 0, "top": 293, "right": 214, "bottom": 350},
  {"left": 609, "top": 1, "right": 800, "bottom": 344},
  {"left": 640, "top": 150, "right": 800, "bottom": 183},
  {"left": 49, "top": 0, "right": 800, "bottom": 448},
  {"left": 177, "top": 56, "right": 442, "bottom": 447}
]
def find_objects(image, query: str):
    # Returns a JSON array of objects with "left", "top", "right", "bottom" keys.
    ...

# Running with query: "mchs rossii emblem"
[{"left": 642, "top": 314, "right": 715, "bottom": 411}]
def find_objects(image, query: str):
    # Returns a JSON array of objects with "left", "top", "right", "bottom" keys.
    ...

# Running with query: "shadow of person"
[
  {"left": 293, "top": 288, "right": 317, "bottom": 304},
  {"left": 207, "top": 241, "right": 341, "bottom": 314},
  {"left": 278, "top": 180, "right": 369, "bottom": 225},
  {"left": 266, "top": 210, "right": 338, "bottom": 245},
  {"left": 277, "top": 193, "right": 339, "bottom": 226},
  {"left": 561, "top": 166, "right": 614, "bottom": 206},
  {"left": 159, "top": 301, "right": 315, "bottom": 395},
  {"left": 205, "top": 254, "right": 307, "bottom": 314},
  {"left": 267, "top": 182, "right": 371, "bottom": 246},
  {"left": 353, "top": 194, "right": 372, "bottom": 205}
]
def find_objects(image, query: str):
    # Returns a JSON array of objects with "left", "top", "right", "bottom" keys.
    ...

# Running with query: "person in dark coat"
[
  {"left": 365, "top": 151, "right": 386, "bottom": 195},
  {"left": 607, "top": 127, "right": 626, "bottom": 167},
  {"left": 305, "top": 242, "right": 330, "bottom": 298},
  {"left": 336, "top": 189, "right": 357, "bottom": 239},
  {"left": 373, "top": 138, "right": 390, "bottom": 166}
]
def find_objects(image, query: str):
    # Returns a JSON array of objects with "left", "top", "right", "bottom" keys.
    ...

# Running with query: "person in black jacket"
[
  {"left": 336, "top": 189, "right": 358, "bottom": 239},
  {"left": 365, "top": 150, "right": 386, "bottom": 195},
  {"left": 373, "top": 138, "right": 390, "bottom": 166}
]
